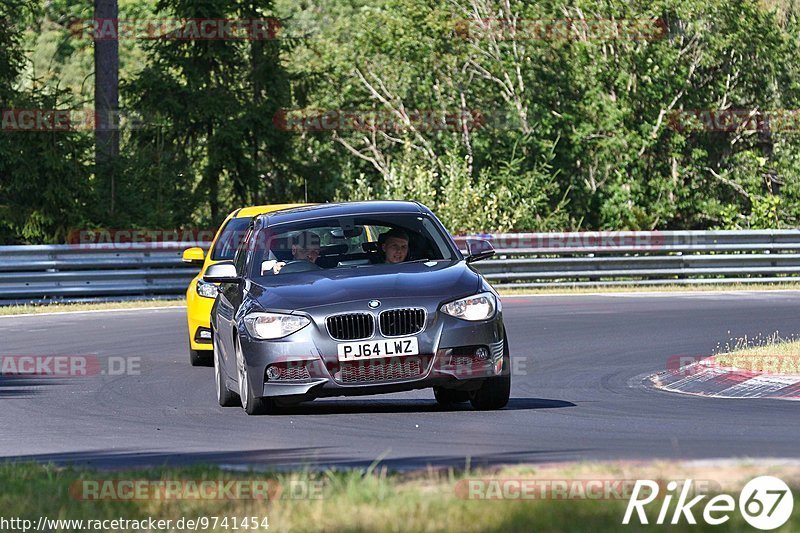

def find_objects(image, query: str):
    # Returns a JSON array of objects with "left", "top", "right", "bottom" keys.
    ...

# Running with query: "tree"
[
  {"left": 125, "top": 0, "right": 293, "bottom": 228},
  {"left": 0, "top": 0, "right": 92, "bottom": 244},
  {"left": 93, "top": 0, "right": 120, "bottom": 216}
]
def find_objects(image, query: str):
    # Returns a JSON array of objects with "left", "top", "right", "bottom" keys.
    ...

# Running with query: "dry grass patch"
[
  {"left": 0, "top": 299, "right": 185, "bottom": 316},
  {"left": 2, "top": 461, "right": 799, "bottom": 532},
  {"left": 712, "top": 333, "right": 800, "bottom": 374}
]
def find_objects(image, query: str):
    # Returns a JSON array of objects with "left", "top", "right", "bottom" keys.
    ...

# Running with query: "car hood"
[{"left": 247, "top": 260, "right": 481, "bottom": 311}]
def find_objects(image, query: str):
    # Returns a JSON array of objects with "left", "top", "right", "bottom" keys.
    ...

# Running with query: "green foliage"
[
  {"left": 4, "top": 0, "right": 800, "bottom": 242},
  {"left": 286, "top": 0, "right": 800, "bottom": 233},
  {"left": 122, "top": 0, "right": 296, "bottom": 227},
  {"left": 0, "top": 1, "right": 92, "bottom": 244}
]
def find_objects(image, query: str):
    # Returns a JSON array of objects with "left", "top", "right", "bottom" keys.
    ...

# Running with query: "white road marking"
[{"left": 719, "top": 375, "right": 800, "bottom": 398}]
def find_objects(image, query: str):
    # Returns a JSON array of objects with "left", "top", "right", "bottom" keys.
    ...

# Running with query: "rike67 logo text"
[{"left": 623, "top": 476, "right": 793, "bottom": 530}]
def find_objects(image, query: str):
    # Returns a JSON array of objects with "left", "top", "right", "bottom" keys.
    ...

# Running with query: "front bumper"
[
  {"left": 186, "top": 277, "right": 215, "bottom": 351},
  {"left": 238, "top": 302, "right": 506, "bottom": 400}
]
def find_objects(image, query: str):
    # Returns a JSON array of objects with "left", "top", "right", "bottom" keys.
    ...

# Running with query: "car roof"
[
  {"left": 233, "top": 203, "right": 312, "bottom": 219},
  {"left": 256, "top": 201, "right": 426, "bottom": 226}
]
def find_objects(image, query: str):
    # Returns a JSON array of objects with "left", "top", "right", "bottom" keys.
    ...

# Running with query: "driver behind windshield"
[
  {"left": 270, "top": 230, "right": 321, "bottom": 274},
  {"left": 380, "top": 228, "right": 410, "bottom": 264}
]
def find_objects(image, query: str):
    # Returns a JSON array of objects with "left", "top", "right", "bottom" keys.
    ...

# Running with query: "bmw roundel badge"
[{"left": 368, "top": 300, "right": 381, "bottom": 309}]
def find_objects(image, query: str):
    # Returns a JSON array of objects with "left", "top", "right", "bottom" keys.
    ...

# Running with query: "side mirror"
[
  {"left": 465, "top": 238, "right": 495, "bottom": 263},
  {"left": 182, "top": 247, "right": 206, "bottom": 265},
  {"left": 203, "top": 261, "right": 240, "bottom": 283}
]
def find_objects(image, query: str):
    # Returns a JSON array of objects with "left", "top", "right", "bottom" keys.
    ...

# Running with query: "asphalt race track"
[{"left": 2, "top": 292, "right": 799, "bottom": 471}]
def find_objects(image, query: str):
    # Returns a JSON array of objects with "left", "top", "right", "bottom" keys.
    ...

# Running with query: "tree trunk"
[
  {"left": 250, "top": 0, "right": 264, "bottom": 204},
  {"left": 94, "top": 0, "right": 119, "bottom": 216},
  {"left": 207, "top": 123, "right": 219, "bottom": 223}
]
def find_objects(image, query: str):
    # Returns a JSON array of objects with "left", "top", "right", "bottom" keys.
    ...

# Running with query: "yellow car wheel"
[{"left": 189, "top": 348, "right": 213, "bottom": 367}]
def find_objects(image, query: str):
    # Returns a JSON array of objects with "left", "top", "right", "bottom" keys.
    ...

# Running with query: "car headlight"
[
  {"left": 440, "top": 292, "right": 496, "bottom": 321},
  {"left": 243, "top": 312, "right": 311, "bottom": 340},
  {"left": 196, "top": 279, "right": 219, "bottom": 299}
]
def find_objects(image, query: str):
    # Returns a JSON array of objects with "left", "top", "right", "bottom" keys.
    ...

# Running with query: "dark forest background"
[{"left": 2, "top": 0, "right": 800, "bottom": 243}]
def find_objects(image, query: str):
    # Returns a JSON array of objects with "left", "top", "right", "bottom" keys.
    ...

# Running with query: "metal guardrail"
[
  {"left": 2, "top": 230, "right": 800, "bottom": 304},
  {"left": 0, "top": 242, "right": 209, "bottom": 305},
  {"left": 457, "top": 230, "right": 800, "bottom": 288}
]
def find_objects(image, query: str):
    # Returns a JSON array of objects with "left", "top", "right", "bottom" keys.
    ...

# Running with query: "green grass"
[
  {"left": 711, "top": 333, "right": 800, "bottom": 374},
  {"left": 0, "top": 462, "right": 798, "bottom": 532}
]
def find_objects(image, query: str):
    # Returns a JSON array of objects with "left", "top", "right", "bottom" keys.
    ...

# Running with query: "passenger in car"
[
  {"left": 270, "top": 230, "right": 321, "bottom": 274},
  {"left": 380, "top": 228, "right": 410, "bottom": 264}
]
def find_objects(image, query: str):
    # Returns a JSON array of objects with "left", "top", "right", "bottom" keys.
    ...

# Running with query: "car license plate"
[{"left": 337, "top": 337, "right": 419, "bottom": 361}]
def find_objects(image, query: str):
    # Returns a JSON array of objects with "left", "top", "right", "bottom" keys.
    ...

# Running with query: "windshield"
[
  {"left": 247, "top": 213, "right": 457, "bottom": 279},
  {"left": 211, "top": 216, "right": 251, "bottom": 261}
]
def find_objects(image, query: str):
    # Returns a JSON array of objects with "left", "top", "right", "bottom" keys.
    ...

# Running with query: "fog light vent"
[
  {"left": 194, "top": 327, "right": 213, "bottom": 344},
  {"left": 474, "top": 346, "right": 490, "bottom": 360},
  {"left": 265, "top": 363, "right": 312, "bottom": 381}
]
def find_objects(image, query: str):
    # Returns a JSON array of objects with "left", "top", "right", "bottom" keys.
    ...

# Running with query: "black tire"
[
  {"left": 433, "top": 386, "right": 470, "bottom": 405},
  {"left": 190, "top": 348, "right": 213, "bottom": 367},
  {"left": 469, "top": 344, "right": 511, "bottom": 411},
  {"left": 235, "top": 336, "right": 278, "bottom": 415},
  {"left": 244, "top": 395, "right": 277, "bottom": 416},
  {"left": 214, "top": 338, "right": 239, "bottom": 407},
  {"left": 241, "top": 369, "right": 278, "bottom": 415}
]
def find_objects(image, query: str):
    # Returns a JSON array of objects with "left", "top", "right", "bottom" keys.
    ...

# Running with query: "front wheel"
[
  {"left": 214, "top": 335, "right": 239, "bottom": 407},
  {"left": 469, "top": 345, "right": 511, "bottom": 411},
  {"left": 190, "top": 348, "right": 213, "bottom": 367},
  {"left": 433, "top": 386, "right": 470, "bottom": 405},
  {"left": 235, "top": 336, "right": 277, "bottom": 415}
]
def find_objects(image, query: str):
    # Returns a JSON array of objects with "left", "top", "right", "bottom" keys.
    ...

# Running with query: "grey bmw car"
[{"left": 206, "top": 201, "right": 510, "bottom": 415}]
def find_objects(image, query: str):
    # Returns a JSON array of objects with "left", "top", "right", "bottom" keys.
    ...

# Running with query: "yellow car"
[{"left": 182, "top": 204, "right": 307, "bottom": 366}]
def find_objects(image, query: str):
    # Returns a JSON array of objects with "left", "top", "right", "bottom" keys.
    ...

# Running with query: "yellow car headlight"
[{"left": 196, "top": 279, "right": 219, "bottom": 299}]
